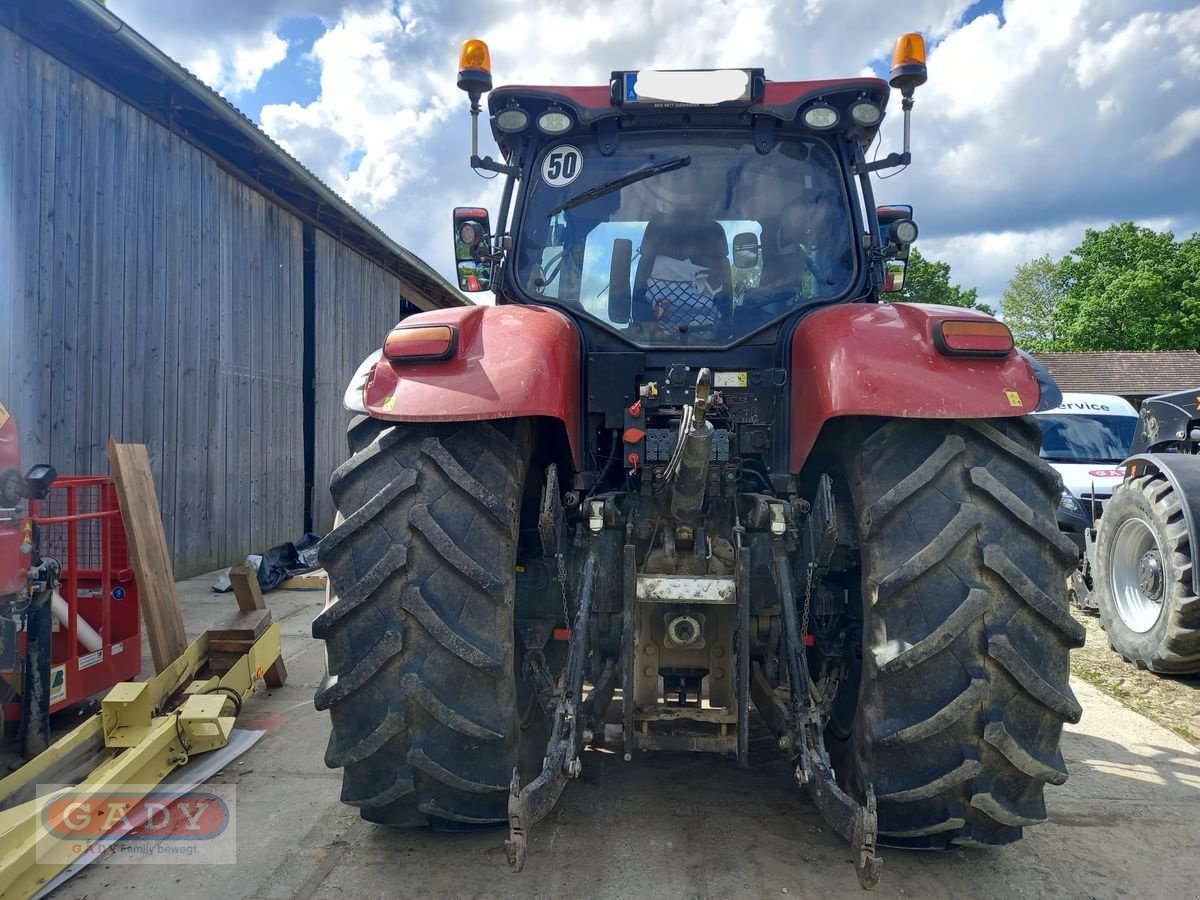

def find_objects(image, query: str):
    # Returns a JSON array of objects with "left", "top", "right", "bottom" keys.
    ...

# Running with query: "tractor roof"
[{"left": 487, "top": 76, "right": 891, "bottom": 155}]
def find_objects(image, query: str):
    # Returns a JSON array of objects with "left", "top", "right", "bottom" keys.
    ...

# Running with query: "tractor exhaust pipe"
[{"left": 670, "top": 368, "right": 713, "bottom": 523}]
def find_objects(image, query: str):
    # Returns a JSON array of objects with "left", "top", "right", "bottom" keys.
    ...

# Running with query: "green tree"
[
  {"left": 1001, "top": 255, "right": 1066, "bottom": 350},
  {"left": 894, "top": 248, "right": 994, "bottom": 315},
  {"left": 1051, "top": 223, "right": 1200, "bottom": 350}
]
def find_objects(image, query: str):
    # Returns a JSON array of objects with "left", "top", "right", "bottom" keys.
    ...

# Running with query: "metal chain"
[
  {"left": 555, "top": 552, "right": 571, "bottom": 631},
  {"left": 800, "top": 562, "right": 815, "bottom": 646}
]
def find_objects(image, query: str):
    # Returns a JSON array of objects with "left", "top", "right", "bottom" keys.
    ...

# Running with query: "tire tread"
[
  {"left": 314, "top": 417, "right": 530, "bottom": 827},
  {"left": 848, "top": 416, "right": 1079, "bottom": 847}
]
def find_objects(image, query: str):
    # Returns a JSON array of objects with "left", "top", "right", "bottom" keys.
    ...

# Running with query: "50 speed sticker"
[{"left": 541, "top": 145, "right": 582, "bottom": 187}]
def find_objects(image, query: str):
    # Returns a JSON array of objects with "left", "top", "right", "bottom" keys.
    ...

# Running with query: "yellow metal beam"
[
  {"left": 0, "top": 630, "right": 220, "bottom": 810},
  {"left": 0, "top": 718, "right": 103, "bottom": 812},
  {"left": 0, "top": 623, "right": 283, "bottom": 899}
]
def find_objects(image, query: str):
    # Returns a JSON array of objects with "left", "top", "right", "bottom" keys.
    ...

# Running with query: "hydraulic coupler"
[{"left": 670, "top": 368, "right": 713, "bottom": 523}]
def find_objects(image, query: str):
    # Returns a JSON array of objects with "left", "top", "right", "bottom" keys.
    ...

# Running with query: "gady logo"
[{"left": 41, "top": 792, "right": 230, "bottom": 841}]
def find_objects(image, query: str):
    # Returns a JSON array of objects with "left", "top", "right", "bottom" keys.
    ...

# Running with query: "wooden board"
[
  {"left": 107, "top": 439, "right": 188, "bottom": 673},
  {"left": 228, "top": 563, "right": 266, "bottom": 612},
  {"left": 207, "top": 608, "right": 271, "bottom": 642},
  {"left": 264, "top": 657, "right": 288, "bottom": 688},
  {"left": 278, "top": 570, "right": 327, "bottom": 591},
  {"left": 207, "top": 637, "right": 257, "bottom": 654}
]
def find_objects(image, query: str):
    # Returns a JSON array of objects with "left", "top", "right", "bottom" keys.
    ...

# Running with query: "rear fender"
[
  {"left": 1123, "top": 453, "right": 1200, "bottom": 595},
  {"left": 789, "top": 303, "right": 1044, "bottom": 471},
  {"left": 356, "top": 305, "right": 583, "bottom": 466}
]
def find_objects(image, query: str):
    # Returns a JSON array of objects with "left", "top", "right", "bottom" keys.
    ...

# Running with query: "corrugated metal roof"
[
  {"left": 5, "top": 0, "right": 468, "bottom": 310},
  {"left": 1031, "top": 351, "right": 1200, "bottom": 396}
]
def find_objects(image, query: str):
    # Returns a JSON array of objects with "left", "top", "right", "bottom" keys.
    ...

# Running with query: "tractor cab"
[{"left": 452, "top": 44, "right": 922, "bottom": 352}]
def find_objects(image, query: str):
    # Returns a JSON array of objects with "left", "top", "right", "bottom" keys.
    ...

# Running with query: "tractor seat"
[{"left": 633, "top": 215, "right": 732, "bottom": 326}]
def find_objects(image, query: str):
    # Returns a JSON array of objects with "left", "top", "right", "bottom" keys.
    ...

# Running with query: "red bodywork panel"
[
  {"left": 0, "top": 404, "right": 30, "bottom": 597},
  {"left": 789, "top": 303, "right": 1042, "bottom": 471},
  {"left": 363, "top": 305, "right": 583, "bottom": 465}
]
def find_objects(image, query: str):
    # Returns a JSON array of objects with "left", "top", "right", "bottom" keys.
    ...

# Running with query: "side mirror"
[
  {"left": 609, "top": 238, "right": 633, "bottom": 323},
  {"left": 883, "top": 260, "right": 907, "bottom": 293},
  {"left": 453, "top": 206, "right": 492, "bottom": 293},
  {"left": 732, "top": 232, "right": 760, "bottom": 269},
  {"left": 876, "top": 206, "right": 915, "bottom": 294}
]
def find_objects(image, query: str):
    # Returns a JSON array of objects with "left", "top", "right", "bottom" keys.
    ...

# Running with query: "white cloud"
[
  {"left": 1153, "top": 106, "right": 1200, "bottom": 161},
  {"left": 227, "top": 31, "right": 290, "bottom": 94},
  {"left": 111, "top": 0, "right": 1200, "bottom": 308},
  {"left": 110, "top": 5, "right": 289, "bottom": 96},
  {"left": 874, "top": 0, "right": 1200, "bottom": 304}
]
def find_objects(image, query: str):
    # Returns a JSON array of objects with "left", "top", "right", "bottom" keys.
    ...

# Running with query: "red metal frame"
[
  {"left": 789, "top": 303, "right": 1044, "bottom": 471},
  {"left": 2, "top": 476, "right": 141, "bottom": 720},
  {"left": 363, "top": 304, "right": 584, "bottom": 465}
]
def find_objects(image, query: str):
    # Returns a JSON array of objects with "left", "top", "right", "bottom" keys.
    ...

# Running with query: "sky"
[{"left": 107, "top": 0, "right": 1200, "bottom": 312}]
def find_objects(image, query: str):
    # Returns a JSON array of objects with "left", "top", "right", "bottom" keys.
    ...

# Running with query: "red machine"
[
  {"left": 313, "top": 34, "right": 1081, "bottom": 889},
  {"left": 0, "top": 404, "right": 140, "bottom": 748}
]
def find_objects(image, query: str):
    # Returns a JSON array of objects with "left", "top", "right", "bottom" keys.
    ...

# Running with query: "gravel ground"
[{"left": 1070, "top": 606, "right": 1200, "bottom": 745}]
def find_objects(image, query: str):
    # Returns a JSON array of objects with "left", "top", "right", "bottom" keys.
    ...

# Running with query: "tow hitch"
[
  {"left": 506, "top": 549, "right": 613, "bottom": 871},
  {"left": 752, "top": 476, "right": 883, "bottom": 890}
]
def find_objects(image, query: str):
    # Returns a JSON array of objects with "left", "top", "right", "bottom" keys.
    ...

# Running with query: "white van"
[{"left": 1032, "top": 392, "right": 1140, "bottom": 552}]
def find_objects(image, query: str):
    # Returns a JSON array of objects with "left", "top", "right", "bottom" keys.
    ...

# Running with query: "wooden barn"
[{"left": 0, "top": 0, "right": 466, "bottom": 577}]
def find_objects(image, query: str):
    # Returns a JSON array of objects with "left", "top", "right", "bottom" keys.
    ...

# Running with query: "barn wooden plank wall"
[
  {"left": 0, "top": 24, "right": 415, "bottom": 576},
  {"left": 311, "top": 229, "right": 408, "bottom": 533}
]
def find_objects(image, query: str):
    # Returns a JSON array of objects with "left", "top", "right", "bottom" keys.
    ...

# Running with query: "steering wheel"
[
  {"left": 541, "top": 250, "right": 565, "bottom": 287},
  {"left": 736, "top": 286, "right": 802, "bottom": 323}
]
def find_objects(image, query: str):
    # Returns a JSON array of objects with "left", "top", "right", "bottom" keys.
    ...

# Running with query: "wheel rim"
[{"left": 1109, "top": 517, "right": 1166, "bottom": 633}]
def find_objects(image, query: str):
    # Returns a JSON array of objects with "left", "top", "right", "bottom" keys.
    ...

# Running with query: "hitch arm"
[
  {"left": 769, "top": 486, "right": 884, "bottom": 890},
  {"left": 505, "top": 549, "right": 599, "bottom": 872}
]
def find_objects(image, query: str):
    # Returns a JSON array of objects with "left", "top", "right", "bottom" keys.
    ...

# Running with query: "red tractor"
[{"left": 313, "top": 35, "right": 1082, "bottom": 888}]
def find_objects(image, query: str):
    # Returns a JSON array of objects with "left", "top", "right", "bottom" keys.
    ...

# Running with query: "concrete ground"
[{"left": 52, "top": 573, "right": 1200, "bottom": 900}]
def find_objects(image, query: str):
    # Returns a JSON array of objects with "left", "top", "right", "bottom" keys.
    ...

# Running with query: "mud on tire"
[
  {"left": 314, "top": 417, "right": 534, "bottom": 827},
  {"left": 844, "top": 417, "right": 1085, "bottom": 848},
  {"left": 1095, "top": 472, "right": 1200, "bottom": 674}
]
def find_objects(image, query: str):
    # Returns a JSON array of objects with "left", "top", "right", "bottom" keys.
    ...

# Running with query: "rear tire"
[
  {"left": 844, "top": 417, "right": 1085, "bottom": 848},
  {"left": 1095, "top": 473, "right": 1200, "bottom": 673},
  {"left": 314, "top": 417, "right": 539, "bottom": 827}
]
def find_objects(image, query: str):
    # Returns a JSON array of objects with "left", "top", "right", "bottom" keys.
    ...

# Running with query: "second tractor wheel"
[
  {"left": 843, "top": 416, "right": 1085, "bottom": 848},
  {"left": 1094, "top": 472, "right": 1200, "bottom": 674}
]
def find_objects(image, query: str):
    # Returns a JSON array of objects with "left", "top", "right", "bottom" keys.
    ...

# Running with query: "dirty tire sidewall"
[
  {"left": 313, "top": 417, "right": 536, "bottom": 828},
  {"left": 843, "top": 416, "right": 1084, "bottom": 848}
]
